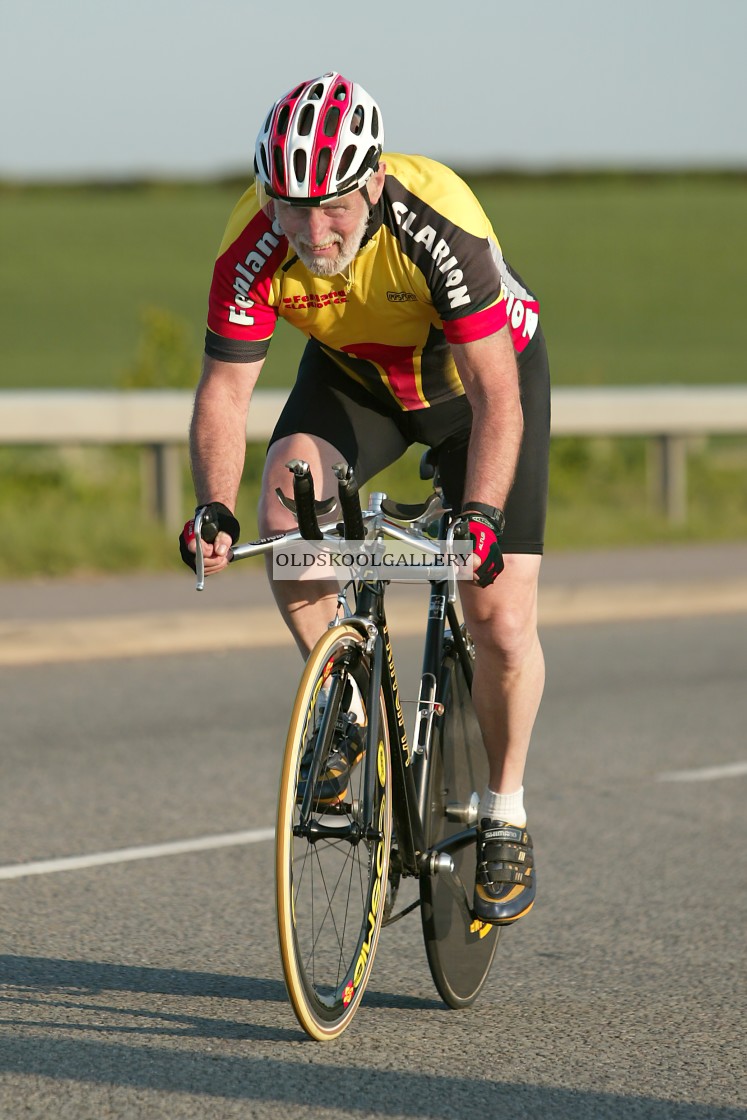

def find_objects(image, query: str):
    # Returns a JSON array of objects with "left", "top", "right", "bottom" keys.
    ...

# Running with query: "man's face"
[{"left": 273, "top": 191, "right": 370, "bottom": 277}]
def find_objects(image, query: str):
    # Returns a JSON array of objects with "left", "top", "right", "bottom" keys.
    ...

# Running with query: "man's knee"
[
  {"left": 258, "top": 434, "right": 346, "bottom": 535},
  {"left": 468, "top": 601, "right": 538, "bottom": 668},
  {"left": 461, "top": 554, "right": 541, "bottom": 667}
]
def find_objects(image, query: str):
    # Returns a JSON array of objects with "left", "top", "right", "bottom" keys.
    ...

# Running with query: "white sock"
[
  {"left": 348, "top": 683, "right": 366, "bottom": 726},
  {"left": 479, "top": 786, "right": 526, "bottom": 828}
]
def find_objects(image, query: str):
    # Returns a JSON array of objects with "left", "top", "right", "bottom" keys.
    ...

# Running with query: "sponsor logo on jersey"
[
  {"left": 391, "top": 200, "right": 471, "bottom": 310},
  {"left": 490, "top": 249, "right": 540, "bottom": 351},
  {"left": 281, "top": 290, "right": 348, "bottom": 310},
  {"left": 500, "top": 281, "right": 540, "bottom": 351},
  {"left": 228, "top": 216, "right": 284, "bottom": 326},
  {"left": 386, "top": 290, "right": 417, "bottom": 302}
]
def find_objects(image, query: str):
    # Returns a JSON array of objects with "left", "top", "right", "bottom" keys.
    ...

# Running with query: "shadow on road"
[
  {"left": 0, "top": 953, "right": 441, "bottom": 1011},
  {"left": 1, "top": 955, "right": 745, "bottom": 1120}
]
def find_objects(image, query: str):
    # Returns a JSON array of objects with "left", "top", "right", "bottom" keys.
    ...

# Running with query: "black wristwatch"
[{"left": 461, "top": 501, "right": 506, "bottom": 536}]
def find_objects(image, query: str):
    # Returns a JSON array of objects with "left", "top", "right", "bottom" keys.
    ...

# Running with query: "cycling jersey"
[{"left": 205, "top": 154, "right": 540, "bottom": 411}]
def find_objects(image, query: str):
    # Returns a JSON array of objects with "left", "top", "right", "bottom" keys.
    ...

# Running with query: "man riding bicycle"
[{"left": 181, "top": 72, "right": 550, "bottom": 926}]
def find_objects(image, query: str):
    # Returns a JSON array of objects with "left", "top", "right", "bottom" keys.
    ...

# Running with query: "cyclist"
[{"left": 181, "top": 72, "right": 549, "bottom": 926}]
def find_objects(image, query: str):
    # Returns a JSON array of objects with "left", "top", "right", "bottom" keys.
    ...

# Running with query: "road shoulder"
[{"left": 2, "top": 543, "right": 746, "bottom": 666}]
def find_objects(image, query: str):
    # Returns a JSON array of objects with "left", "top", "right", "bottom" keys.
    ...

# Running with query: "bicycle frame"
[
  {"left": 334, "top": 521, "right": 479, "bottom": 886},
  {"left": 194, "top": 461, "right": 502, "bottom": 1037},
  {"left": 193, "top": 472, "right": 479, "bottom": 881}
]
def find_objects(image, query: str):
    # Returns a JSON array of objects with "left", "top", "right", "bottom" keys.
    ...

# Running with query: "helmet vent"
[
  {"left": 315, "top": 147, "right": 331, "bottom": 186},
  {"left": 293, "top": 150, "right": 307, "bottom": 183},
  {"left": 338, "top": 145, "right": 356, "bottom": 178},
  {"left": 272, "top": 146, "right": 286, "bottom": 189},
  {"left": 298, "top": 105, "right": 315, "bottom": 136},
  {"left": 255, "top": 74, "right": 384, "bottom": 201},
  {"left": 323, "top": 106, "right": 340, "bottom": 137}
]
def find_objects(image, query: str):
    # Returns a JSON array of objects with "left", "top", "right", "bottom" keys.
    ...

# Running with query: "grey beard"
[{"left": 285, "top": 210, "right": 369, "bottom": 278}]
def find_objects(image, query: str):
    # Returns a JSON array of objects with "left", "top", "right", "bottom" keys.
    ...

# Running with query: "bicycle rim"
[
  {"left": 276, "top": 625, "right": 392, "bottom": 1040},
  {"left": 420, "top": 640, "right": 500, "bottom": 1008}
]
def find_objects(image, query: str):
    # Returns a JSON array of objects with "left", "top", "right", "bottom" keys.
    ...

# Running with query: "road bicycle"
[{"left": 194, "top": 455, "right": 500, "bottom": 1040}]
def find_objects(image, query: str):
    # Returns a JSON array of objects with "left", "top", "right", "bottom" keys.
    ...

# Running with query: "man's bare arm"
[
  {"left": 450, "top": 326, "right": 523, "bottom": 509},
  {"left": 190, "top": 354, "right": 265, "bottom": 510},
  {"left": 181, "top": 355, "right": 265, "bottom": 573}
]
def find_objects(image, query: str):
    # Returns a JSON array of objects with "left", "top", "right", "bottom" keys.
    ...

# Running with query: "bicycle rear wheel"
[
  {"left": 420, "top": 632, "right": 500, "bottom": 1007},
  {"left": 276, "top": 624, "right": 392, "bottom": 1040}
]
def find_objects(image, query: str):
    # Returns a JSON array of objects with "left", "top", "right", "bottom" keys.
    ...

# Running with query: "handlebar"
[
  {"left": 287, "top": 458, "right": 324, "bottom": 541},
  {"left": 333, "top": 462, "right": 367, "bottom": 542},
  {"left": 194, "top": 462, "right": 456, "bottom": 592}
]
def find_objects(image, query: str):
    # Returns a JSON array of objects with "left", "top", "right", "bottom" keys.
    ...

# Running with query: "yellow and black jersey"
[{"left": 205, "top": 154, "right": 540, "bottom": 411}]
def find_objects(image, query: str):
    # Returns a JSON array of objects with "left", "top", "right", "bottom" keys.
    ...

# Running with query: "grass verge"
[{"left": 4, "top": 438, "right": 746, "bottom": 580}]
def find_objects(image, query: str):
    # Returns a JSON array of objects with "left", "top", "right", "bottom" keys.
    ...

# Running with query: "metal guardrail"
[
  {"left": 549, "top": 386, "right": 747, "bottom": 523},
  {"left": 0, "top": 389, "right": 288, "bottom": 531},
  {"left": 2, "top": 387, "right": 746, "bottom": 527}
]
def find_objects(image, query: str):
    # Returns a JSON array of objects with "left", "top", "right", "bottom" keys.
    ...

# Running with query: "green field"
[
  {"left": 2, "top": 173, "right": 747, "bottom": 389},
  {"left": 2, "top": 174, "right": 746, "bottom": 578}
]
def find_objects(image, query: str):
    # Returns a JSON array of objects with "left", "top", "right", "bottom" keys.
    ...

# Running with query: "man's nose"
[{"left": 305, "top": 209, "right": 330, "bottom": 243}]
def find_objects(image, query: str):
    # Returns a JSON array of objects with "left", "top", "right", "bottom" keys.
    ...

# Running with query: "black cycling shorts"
[{"left": 268, "top": 329, "right": 550, "bottom": 554}]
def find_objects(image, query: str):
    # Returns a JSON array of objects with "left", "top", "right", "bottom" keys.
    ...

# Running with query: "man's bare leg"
[
  {"left": 459, "top": 553, "right": 545, "bottom": 797},
  {"left": 461, "top": 552, "right": 544, "bottom": 923},
  {"left": 258, "top": 434, "right": 347, "bottom": 656}
]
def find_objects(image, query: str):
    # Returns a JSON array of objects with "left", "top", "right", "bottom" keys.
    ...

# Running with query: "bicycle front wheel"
[
  {"left": 276, "top": 624, "right": 392, "bottom": 1040},
  {"left": 420, "top": 633, "right": 500, "bottom": 1008}
]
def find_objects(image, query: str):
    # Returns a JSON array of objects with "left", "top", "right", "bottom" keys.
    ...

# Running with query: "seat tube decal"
[{"left": 382, "top": 624, "right": 409, "bottom": 764}]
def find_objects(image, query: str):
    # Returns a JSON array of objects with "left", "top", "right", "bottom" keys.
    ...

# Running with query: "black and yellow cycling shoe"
[
  {"left": 473, "top": 819, "right": 536, "bottom": 925},
  {"left": 296, "top": 713, "right": 366, "bottom": 808}
]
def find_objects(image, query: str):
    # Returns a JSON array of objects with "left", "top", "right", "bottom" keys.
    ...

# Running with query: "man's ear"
[{"left": 366, "top": 163, "right": 387, "bottom": 205}]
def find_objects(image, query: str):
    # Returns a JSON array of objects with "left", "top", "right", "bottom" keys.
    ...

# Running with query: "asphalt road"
[{"left": 1, "top": 554, "right": 746, "bottom": 1119}]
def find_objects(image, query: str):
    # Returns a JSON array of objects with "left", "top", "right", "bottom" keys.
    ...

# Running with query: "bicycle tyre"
[
  {"left": 276, "top": 624, "right": 392, "bottom": 1040},
  {"left": 419, "top": 633, "right": 500, "bottom": 1007}
]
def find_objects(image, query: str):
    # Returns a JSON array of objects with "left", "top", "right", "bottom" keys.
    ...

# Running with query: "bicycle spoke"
[
  {"left": 302, "top": 840, "right": 360, "bottom": 984},
  {"left": 276, "top": 626, "right": 392, "bottom": 1038},
  {"left": 294, "top": 825, "right": 373, "bottom": 985}
]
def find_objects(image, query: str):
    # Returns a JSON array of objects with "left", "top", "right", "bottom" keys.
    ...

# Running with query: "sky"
[{"left": 1, "top": 0, "right": 745, "bottom": 180}]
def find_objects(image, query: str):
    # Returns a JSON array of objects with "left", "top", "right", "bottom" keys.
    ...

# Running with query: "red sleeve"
[
  {"left": 206, "top": 210, "right": 288, "bottom": 360},
  {"left": 441, "top": 301, "right": 508, "bottom": 344}
]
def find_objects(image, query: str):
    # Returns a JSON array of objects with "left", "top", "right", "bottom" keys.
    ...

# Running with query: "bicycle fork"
[{"left": 295, "top": 638, "right": 386, "bottom": 849}]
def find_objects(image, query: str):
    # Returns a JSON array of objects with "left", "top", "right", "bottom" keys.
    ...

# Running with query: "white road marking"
[
  {"left": 0, "top": 827, "right": 275, "bottom": 881},
  {"left": 657, "top": 760, "right": 747, "bottom": 783}
]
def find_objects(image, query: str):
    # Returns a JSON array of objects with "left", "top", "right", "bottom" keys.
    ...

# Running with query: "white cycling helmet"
[{"left": 254, "top": 72, "right": 384, "bottom": 206}]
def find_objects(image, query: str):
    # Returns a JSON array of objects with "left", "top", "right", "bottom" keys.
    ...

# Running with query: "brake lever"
[
  {"left": 194, "top": 506, "right": 207, "bottom": 591},
  {"left": 445, "top": 520, "right": 462, "bottom": 603}
]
